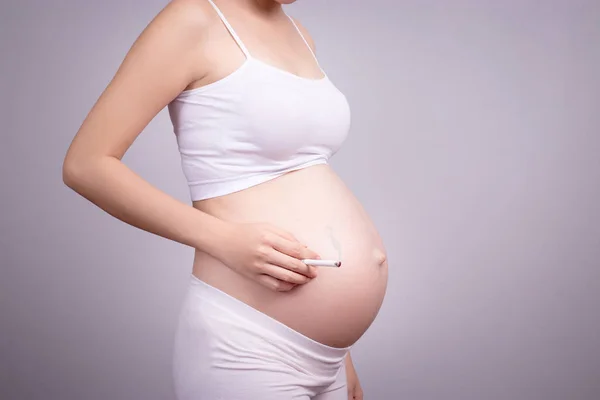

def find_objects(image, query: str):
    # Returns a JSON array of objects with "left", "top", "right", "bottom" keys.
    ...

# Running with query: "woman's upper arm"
[{"left": 64, "top": 0, "right": 210, "bottom": 168}]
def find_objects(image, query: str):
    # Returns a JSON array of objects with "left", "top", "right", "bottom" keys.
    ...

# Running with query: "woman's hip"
[{"left": 171, "top": 273, "right": 351, "bottom": 399}]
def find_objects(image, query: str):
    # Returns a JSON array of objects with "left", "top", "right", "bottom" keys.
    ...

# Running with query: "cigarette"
[{"left": 302, "top": 259, "right": 342, "bottom": 268}]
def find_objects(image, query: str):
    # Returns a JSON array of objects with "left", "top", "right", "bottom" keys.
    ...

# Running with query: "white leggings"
[{"left": 172, "top": 274, "right": 352, "bottom": 400}]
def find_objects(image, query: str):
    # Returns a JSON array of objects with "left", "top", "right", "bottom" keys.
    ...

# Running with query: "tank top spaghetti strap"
[
  {"left": 206, "top": 0, "right": 252, "bottom": 59},
  {"left": 207, "top": 0, "right": 323, "bottom": 75}
]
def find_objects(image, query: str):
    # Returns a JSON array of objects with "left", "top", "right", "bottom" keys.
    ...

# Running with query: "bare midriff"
[{"left": 191, "top": 164, "right": 388, "bottom": 348}]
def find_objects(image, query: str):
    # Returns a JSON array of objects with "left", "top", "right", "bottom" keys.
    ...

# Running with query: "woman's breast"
[{"left": 192, "top": 164, "right": 389, "bottom": 348}]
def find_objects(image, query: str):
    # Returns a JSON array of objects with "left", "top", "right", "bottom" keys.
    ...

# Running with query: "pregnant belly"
[{"left": 191, "top": 164, "right": 389, "bottom": 348}]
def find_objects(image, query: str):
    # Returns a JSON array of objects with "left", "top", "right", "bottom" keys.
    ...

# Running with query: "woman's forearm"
[{"left": 63, "top": 155, "right": 231, "bottom": 256}]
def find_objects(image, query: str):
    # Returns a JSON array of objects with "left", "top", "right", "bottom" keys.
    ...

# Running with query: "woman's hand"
[
  {"left": 212, "top": 221, "right": 321, "bottom": 292},
  {"left": 346, "top": 353, "right": 364, "bottom": 400}
]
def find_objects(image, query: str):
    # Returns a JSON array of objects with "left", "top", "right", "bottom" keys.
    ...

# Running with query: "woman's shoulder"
[
  {"left": 135, "top": 0, "right": 220, "bottom": 73},
  {"left": 287, "top": 15, "right": 317, "bottom": 54},
  {"left": 151, "top": 0, "right": 218, "bottom": 37}
]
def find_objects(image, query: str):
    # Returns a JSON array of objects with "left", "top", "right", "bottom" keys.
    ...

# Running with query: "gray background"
[{"left": 2, "top": 0, "right": 599, "bottom": 399}]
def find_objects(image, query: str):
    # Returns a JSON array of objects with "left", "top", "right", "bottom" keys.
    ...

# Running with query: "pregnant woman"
[{"left": 62, "top": 0, "right": 388, "bottom": 399}]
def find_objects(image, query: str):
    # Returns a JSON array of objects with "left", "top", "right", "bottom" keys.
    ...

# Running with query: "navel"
[{"left": 373, "top": 248, "right": 387, "bottom": 266}]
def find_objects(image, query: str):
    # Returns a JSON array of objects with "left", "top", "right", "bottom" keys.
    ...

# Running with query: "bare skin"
[{"left": 62, "top": 0, "right": 383, "bottom": 398}]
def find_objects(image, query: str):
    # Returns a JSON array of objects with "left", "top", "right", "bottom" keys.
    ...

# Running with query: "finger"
[
  {"left": 260, "top": 263, "right": 312, "bottom": 285},
  {"left": 300, "top": 246, "right": 321, "bottom": 261},
  {"left": 267, "top": 225, "right": 298, "bottom": 242},
  {"left": 266, "top": 226, "right": 321, "bottom": 261},
  {"left": 267, "top": 248, "right": 318, "bottom": 278},
  {"left": 269, "top": 234, "right": 321, "bottom": 262},
  {"left": 256, "top": 274, "right": 296, "bottom": 292}
]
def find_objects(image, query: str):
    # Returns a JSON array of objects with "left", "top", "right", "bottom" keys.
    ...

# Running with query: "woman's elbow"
[
  {"left": 62, "top": 148, "right": 99, "bottom": 190},
  {"left": 62, "top": 156, "right": 85, "bottom": 189}
]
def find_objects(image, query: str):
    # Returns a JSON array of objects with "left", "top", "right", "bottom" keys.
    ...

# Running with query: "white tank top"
[{"left": 168, "top": 0, "right": 351, "bottom": 201}]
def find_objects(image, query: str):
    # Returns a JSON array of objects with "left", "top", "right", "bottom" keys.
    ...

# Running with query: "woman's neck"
[{"left": 233, "top": 0, "right": 284, "bottom": 15}]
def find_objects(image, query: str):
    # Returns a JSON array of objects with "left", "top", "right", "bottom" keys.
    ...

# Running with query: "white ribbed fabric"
[{"left": 167, "top": 0, "right": 351, "bottom": 201}]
